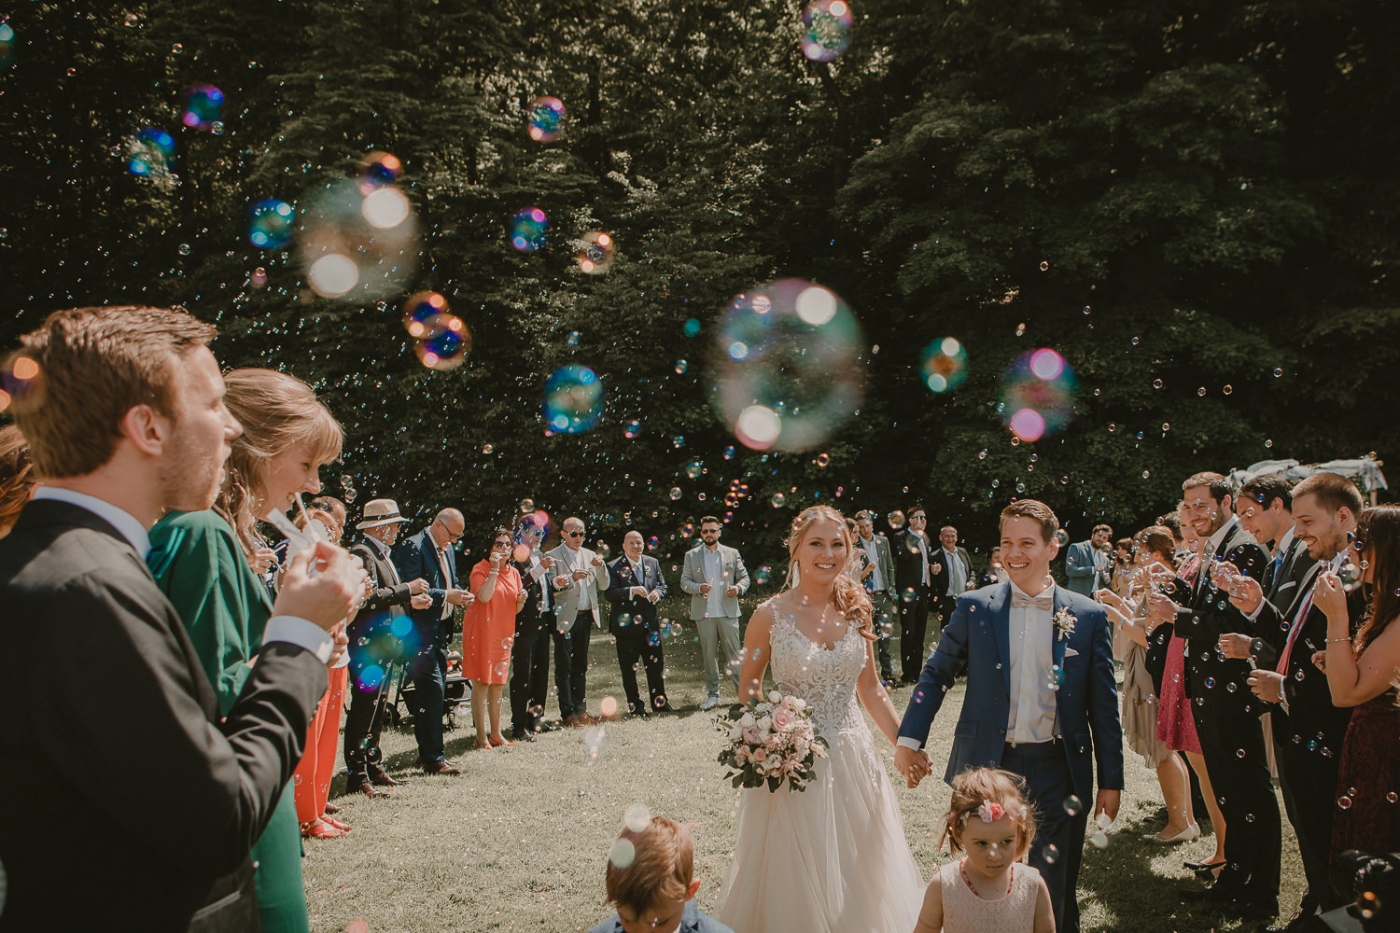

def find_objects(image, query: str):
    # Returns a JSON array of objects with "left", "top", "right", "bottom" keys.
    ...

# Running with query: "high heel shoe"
[
  {"left": 1184, "top": 859, "right": 1226, "bottom": 879},
  {"left": 1144, "top": 822, "right": 1200, "bottom": 844}
]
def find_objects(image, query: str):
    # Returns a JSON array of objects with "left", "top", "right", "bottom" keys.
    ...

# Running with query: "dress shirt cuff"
[
  {"left": 263, "top": 615, "right": 334, "bottom": 664},
  {"left": 896, "top": 736, "right": 922, "bottom": 750},
  {"left": 1245, "top": 600, "right": 1263, "bottom": 622},
  {"left": 1278, "top": 696, "right": 1290, "bottom": 716}
]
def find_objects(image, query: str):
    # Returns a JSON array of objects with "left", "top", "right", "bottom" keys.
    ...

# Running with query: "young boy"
[{"left": 587, "top": 817, "right": 733, "bottom": 933}]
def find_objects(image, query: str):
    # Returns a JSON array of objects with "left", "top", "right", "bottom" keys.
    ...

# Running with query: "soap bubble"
[
  {"left": 543, "top": 365, "right": 604, "bottom": 434},
  {"left": 599, "top": 696, "right": 619, "bottom": 719},
  {"left": 623, "top": 420, "right": 641, "bottom": 439},
  {"left": 712, "top": 279, "right": 864, "bottom": 453},
  {"left": 1001, "top": 348, "right": 1077, "bottom": 442},
  {"left": 402, "top": 291, "right": 450, "bottom": 339},
  {"left": 771, "top": 493, "right": 787, "bottom": 508},
  {"left": 685, "top": 461, "right": 703, "bottom": 479},
  {"left": 921, "top": 337, "right": 969, "bottom": 393},
  {"left": 0, "top": 22, "right": 14, "bottom": 69},
  {"left": 125, "top": 127, "right": 176, "bottom": 180},
  {"left": 683, "top": 318, "right": 702, "bottom": 338},
  {"left": 577, "top": 231, "right": 614, "bottom": 273},
  {"left": 527, "top": 96, "right": 566, "bottom": 142},
  {"left": 623, "top": 803, "right": 652, "bottom": 833},
  {"left": 887, "top": 511, "right": 906, "bottom": 530},
  {"left": 670, "top": 487, "right": 683, "bottom": 500},
  {"left": 584, "top": 726, "right": 606, "bottom": 764},
  {"left": 181, "top": 84, "right": 224, "bottom": 130},
  {"left": 801, "top": 0, "right": 853, "bottom": 62},
  {"left": 357, "top": 151, "right": 402, "bottom": 191},
  {"left": 414, "top": 315, "right": 470, "bottom": 371},
  {"left": 755, "top": 566, "right": 772, "bottom": 585},
  {"left": 248, "top": 199, "right": 295, "bottom": 249},
  {"left": 361, "top": 186, "right": 411, "bottom": 229},
  {"left": 675, "top": 360, "right": 688, "bottom": 374},
  {"left": 511, "top": 207, "right": 548, "bottom": 252},
  {"left": 298, "top": 178, "right": 417, "bottom": 301}
]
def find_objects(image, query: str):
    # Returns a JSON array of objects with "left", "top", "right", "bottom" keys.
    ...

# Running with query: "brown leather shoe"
[
  {"left": 369, "top": 771, "right": 409, "bottom": 787},
  {"left": 563, "top": 713, "right": 586, "bottom": 728},
  {"left": 323, "top": 802, "right": 343, "bottom": 815},
  {"left": 577, "top": 711, "right": 599, "bottom": 725},
  {"left": 348, "top": 780, "right": 390, "bottom": 798},
  {"left": 421, "top": 759, "right": 461, "bottom": 776}
]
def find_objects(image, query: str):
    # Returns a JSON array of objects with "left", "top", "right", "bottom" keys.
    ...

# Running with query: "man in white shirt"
[
  {"left": 930, "top": 524, "right": 974, "bottom": 638},
  {"left": 0, "top": 305, "right": 364, "bottom": 928},
  {"left": 854, "top": 510, "right": 897, "bottom": 685},
  {"left": 680, "top": 516, "right": 751, "bottom": 710}
]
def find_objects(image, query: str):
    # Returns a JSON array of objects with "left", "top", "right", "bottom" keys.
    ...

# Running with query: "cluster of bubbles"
[
  {"left": 402, "top": 291, "right": 470, "bottom": 371},
  {"left": 543, "top": 365, "right": 605, "bottom": 434},
  {"left": 338, "top": 474, "right": 358, "bottom": 506},
  {"left": 1000, "top": 348, "right": 1076, "bottom": 442},
  {"left": 181, "top": 83, "right": 224, "bottom": 131},
  {"left": 801, "top": 0, "right": 853, "bottom": 62},
  {"left": 711, "top": 279, "right": 864, "bottom": 452},
  {"left": 921, "top": 337, "right": 968, "bottom": 393},
  {"left": 300, "top": 152, "right": 418, "bottom": 300}
]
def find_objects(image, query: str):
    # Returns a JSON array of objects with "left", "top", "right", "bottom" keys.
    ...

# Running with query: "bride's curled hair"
[{"left": 784, "top": 504, "right": 875, "bottom": 640}]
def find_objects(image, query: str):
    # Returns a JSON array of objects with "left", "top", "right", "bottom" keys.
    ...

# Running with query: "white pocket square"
[{"left": 1064, "top": 648, "right": 1080, "bottom": 658}]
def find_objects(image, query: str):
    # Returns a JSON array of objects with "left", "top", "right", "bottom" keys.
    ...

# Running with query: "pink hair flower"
[{"left": 978, "top": 800, "right": 1005, "bottom": 823}]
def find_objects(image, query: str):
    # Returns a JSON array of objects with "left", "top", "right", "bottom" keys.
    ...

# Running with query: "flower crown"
[{"left": 957, "top": 799, "right": 1006, "bottom": 825}]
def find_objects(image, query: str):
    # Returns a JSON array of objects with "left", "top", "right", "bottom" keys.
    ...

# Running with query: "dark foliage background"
[{"left": 2, "top": 0, "right": 1396, "bottom": 566}]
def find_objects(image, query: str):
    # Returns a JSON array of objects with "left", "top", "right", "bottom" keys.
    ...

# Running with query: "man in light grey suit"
[
  {"left": 1064, "top": 523, "right": 1112, "bottom": 597},
  {"left": 547, "top": 516, "right": 610, "bottom": 727},
  {"left": 680, "top": 515, "right": 751, "bottom": 710},
  {"left": 854, "top": 510, "right": 898, "bottom": 685}
]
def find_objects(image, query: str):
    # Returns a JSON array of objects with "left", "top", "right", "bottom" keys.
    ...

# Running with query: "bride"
[{"left": 717, "top": 505, "right": 925, "bottom": 932}]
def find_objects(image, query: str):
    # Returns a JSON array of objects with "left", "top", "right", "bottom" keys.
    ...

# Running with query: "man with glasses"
[
  {"left": 892, "top": 507, "right": 933, "bottom": 684},
  {"left": 547, "top": 516, "right": 610, "bottom": 727},
  {"left": 395, "top": 507, "right": 475, "bottom": 774},
  {"left": 681, "top": 516, "right": 751, "bottom": 711}
]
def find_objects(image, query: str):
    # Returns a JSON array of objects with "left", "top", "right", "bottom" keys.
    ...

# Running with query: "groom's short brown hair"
[
  {"left": 999, "top": 499, "right": 1060, "bottom": 543},
  {"left": 604, "top": 816, "right": 693, "bottom": 912},
  {"left": 8, "top": 305, "right": 216, "bottom": 478}
]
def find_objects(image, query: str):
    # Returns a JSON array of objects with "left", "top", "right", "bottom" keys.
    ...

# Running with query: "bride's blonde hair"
[{"left": 783, "top": 505, "right": 875, "bottom": 640}]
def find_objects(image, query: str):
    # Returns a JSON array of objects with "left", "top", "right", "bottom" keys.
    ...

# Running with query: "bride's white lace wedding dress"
[{"left": 717, "top": 608, "right": 924, "bottom": 932}]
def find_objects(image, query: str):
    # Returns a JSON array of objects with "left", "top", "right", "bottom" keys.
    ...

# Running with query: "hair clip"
[{"left": 978, "top": 800, "right": 1004, "bottom": 823}]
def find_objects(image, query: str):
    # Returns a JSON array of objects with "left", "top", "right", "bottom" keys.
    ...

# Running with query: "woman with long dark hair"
[{"left": 1314, "top": 505, "right": 1400, "bottom": 864}]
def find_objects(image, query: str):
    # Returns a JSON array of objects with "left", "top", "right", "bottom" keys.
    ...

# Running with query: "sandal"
[
  {"left": 323, "top": 816, "right": 352, "bottom": 833},
  {"left": 300, "top": 819, "right": 343, "bottom": 840}
]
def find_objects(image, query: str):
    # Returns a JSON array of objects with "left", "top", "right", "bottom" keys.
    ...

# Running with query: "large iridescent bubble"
[
  {"left": 711, "top": 279, "right": 864, "bottom": 452},
  {"left": 921, "top": 337, "right": 968, "bottom": 393},
  {"left": 181, "top": 84, "right": 224, "bottom": 130},
  {"left": 511, "top": 207, "right": 548, "bottom": 253},
  {"left": 1000, "top": 348, "right": 1076, "bottom": 442},
  {"left": 125, "top": 128, "right": 176, "bottom": 180},
  {"left": 577, "top": 231, "right": 615, "bottom": 274},
  {"left": 414, "top": 315, "right": 470, "bottom": 371},
  {"left": 543, "top": 365, "right": 604, "bottom": 434},
  {"left": 297, "top": 178, "right": 417, "bottom": 301},
  {"left": 801, "top": 0, "right": 853, "bottom": 62}
]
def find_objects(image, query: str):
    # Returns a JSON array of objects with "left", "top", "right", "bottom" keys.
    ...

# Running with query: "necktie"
[{"left": 1010, "top": 591, "right": 1054, "bottom": 611}]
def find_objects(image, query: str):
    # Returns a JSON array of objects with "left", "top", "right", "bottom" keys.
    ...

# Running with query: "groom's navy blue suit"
[{"left": 898, "top": 581, "right": 1123, "bottom": 933}]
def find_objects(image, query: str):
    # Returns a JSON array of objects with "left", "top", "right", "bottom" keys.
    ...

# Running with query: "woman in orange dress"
[{"left": 463, "top": 527, "right": 527, "bottom": 749}]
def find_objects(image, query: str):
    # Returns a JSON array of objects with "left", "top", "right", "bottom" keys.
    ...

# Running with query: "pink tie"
[{"left": 1276, "top": 586, "right": 1315, "bottom": 675}]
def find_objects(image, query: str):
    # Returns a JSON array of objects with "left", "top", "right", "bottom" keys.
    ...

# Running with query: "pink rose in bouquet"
[{"left": 717, "top": 690, "right": 827, "bottom": 792}]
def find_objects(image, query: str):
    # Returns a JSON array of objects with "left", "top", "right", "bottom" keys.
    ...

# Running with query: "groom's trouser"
[
  {"left": 897, "top": 585, "right": 929, "bottom": 681},
  {"left": 697, "top": 615, "right": 741, "bottom": 698},
  {"left": 1003, "top": 739, "right": 1084, "bottom": 933}
]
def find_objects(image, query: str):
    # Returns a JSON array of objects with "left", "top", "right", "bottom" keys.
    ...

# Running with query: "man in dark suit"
[
  {"left": 605, "top": 530, "right": 672, "bottom": 716},
  {"left": 343, "top": 498, "right": 430, "bottom": 796},
  {"left": 0, "top": 305, "right": 362, "bottom": 931},
  {"left": 930, "top": 524, "right": 974, "bottom": 636},
  {"left": 395, "top": 507, "right": 475, "bottom": 774},
  {"left": 896, "top": 499, "right": 1123, "bottom": 933},
  {"left": 511, "top": 519, "right": 558, "bottom": 740},
  {"left": 1235, "top": 474, "right": 1314, "bottom": 607},
  {"left": 1225, "top": 474, "right": 1367, "bottom": 931},
  {"left": 1148, "top": 471, "right": 1277, "bottom": 921},
  {"left": 891, "top": 506, "right": 933, "bottom": 683}
]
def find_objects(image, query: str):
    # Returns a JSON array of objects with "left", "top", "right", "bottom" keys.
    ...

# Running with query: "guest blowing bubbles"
[{"left": 464, "top": 526, "right": 527, "bottom": 749}]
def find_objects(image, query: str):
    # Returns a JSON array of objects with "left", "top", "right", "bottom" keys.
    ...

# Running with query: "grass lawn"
[{"left": 304, "top": 595, "right": 1304, "bottom": 932}]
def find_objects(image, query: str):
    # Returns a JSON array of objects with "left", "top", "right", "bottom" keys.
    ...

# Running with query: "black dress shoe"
[
  {"left": 510, "top": 726, "right": 536, "bottom": 742},
  {"left": 654, "top": 704, "right": 677, "bottom": 713},
  {"left": 369, "top": 771, "right": 409, "bottom": 787},
  {"left": 629, "top": 705, "right": 650, "bottom": 718}
]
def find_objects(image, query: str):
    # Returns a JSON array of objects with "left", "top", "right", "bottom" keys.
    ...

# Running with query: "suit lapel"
[
  {"left": 1283, "top": 562, "right": 1321, "bottom": 623},
  {"left": 990, "top": 583, "right": 1012, "bottom": 695},
  {"left": 1051, "top": 587, "right": 1070, "bottom": 671}
]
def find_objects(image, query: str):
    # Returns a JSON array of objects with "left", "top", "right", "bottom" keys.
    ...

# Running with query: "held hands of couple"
[
  {"left": 894, "top": 745, "right": 934, "bottom": 789},
  {"left": 274, "top": 543, "right": 367, "bottom": 631}
]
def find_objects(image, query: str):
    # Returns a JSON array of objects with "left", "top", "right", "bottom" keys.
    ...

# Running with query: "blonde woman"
[
  {"left": 147, "top": 368, "right": 344, "bottom": 933},
  {"left": 718, "top": 505, "right": 923, "bottom": 933}
]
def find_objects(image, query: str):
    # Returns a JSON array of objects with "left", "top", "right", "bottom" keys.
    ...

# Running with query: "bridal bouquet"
[{"left": 717, "top": 691, "right": 827, "bottom": 793}]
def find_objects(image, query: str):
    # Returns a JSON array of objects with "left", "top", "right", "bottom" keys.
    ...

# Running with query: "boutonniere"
[{"left": 1053, "top": 607, "right": 1077, "bottom": 641}]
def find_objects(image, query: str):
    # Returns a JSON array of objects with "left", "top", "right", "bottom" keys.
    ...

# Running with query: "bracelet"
[{"left": 1326, "top": 636, "right": 1351, "bottom": 644}]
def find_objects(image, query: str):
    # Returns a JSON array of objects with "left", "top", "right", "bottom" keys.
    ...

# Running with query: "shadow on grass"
[{"left": 1076, "top": 804, "right": 1246, "bottom": 933}]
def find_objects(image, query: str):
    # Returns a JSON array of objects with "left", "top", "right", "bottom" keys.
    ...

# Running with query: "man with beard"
[{"left": 0, "top": 306, "right": 363, "bottom": 931}]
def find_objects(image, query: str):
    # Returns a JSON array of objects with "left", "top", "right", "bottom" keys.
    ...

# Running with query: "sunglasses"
[
  {"left": 566, "top": 531, "right": 585, "bottom": 538},
  {"left": 435, "top": 519, "right": 464, "bottom": 541}
]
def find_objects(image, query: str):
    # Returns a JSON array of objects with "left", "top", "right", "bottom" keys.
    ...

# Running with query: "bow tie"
[{"left": 1010, "top": 591, "right": 1054, "bottom": 611}]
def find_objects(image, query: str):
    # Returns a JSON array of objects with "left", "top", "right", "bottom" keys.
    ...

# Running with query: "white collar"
[
  {"left": 33, "top": 487, "right": 151, "bottom": 558},
  {"left": 1207, "top": 515, "right": 1238, "bottom": 555},
  {"left": 364, "top": 534, "right": 392, "bottom": 558},
  {"left": 942, "top": 546, "right": 957, "bottom": 557},
  {"left": 1007, "top": 576, "right": 1055, "bottom": 602},
  {"left": 1276, "top": 525, "right": 1296, "bottom": 555}
]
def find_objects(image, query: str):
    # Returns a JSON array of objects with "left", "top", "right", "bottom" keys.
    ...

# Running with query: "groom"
[{"left": 895, "top": 500, "right": 1123, "bottom": 933}]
